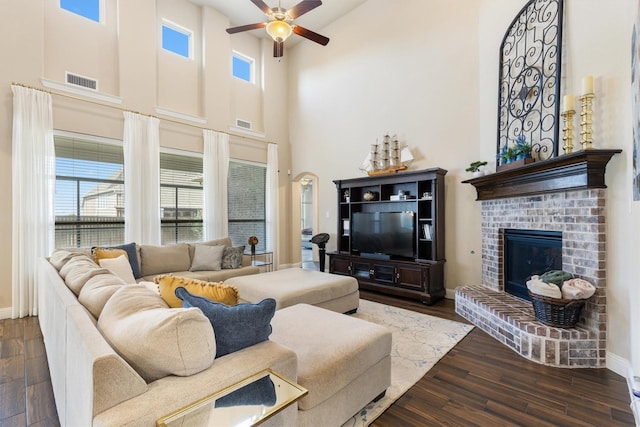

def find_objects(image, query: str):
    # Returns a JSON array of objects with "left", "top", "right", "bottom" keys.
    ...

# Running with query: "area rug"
[{"left": 341, "top": 299, "right": 474, "bottom": 427}]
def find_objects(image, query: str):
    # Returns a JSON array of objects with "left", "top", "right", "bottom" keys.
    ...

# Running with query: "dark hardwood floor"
[
  {"left": 360, "top": 290, "right": 635, "bottom": 427},
  {"left": 0, "top": 289, "right": 634, "bottom": 426}
]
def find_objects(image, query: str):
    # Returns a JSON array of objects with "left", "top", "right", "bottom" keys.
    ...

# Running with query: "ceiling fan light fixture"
[{"left": 266, "top": 20, "right": 293, "bottom": 42}]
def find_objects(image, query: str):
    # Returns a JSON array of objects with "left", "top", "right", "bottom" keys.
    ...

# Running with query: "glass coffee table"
[{"left": 156, "top": 369, "right": 307, "bottom": 427}]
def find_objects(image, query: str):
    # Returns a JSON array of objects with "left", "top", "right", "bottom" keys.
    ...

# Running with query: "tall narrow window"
[
  {"left": 54, "top": 135, "right": 124, "bottom": 248},
  {"left": 162, "top": 21, "right": 192, "bottom": 58},
  {"left": 228, "top": 160, "right": 266, "bottom": 250},
  {"left": 60, "top": 0, "right": 100, "bottom": 23},
  {"left": 160, "top": 152, "right": 203, "bottom": 244},
  {"left": 232, "top": 53, "right": 253, "bottom": 83}
]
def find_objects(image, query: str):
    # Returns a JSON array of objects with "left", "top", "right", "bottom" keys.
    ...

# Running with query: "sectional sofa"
[{"left": 38, "top": 239, "right": 391, "bottom": 426}]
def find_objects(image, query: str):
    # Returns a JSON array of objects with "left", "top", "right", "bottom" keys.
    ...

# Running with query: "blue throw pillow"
[
  {"left": 175, "top": 287, "right": 275, "bottom": 357},
  {"left": 111, "top": 242, "right": 142, "bottom": 279}
]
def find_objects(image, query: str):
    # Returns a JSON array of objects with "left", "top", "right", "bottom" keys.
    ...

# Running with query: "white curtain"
[
  {"left": 202, "top": 130, "right": 229, "bottom": 240},
  {"left": 11, "top": 85, "right": 55, "bottom": 318},
  {"left": 266, "top": 143, "right": 279, "bottom": 270},
  {"left": 123, "top": 111, "right": 161, "bottom": 245}
]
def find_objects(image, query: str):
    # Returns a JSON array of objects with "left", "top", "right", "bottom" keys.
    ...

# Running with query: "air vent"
[
  {"left": 236, "top": 119, "right": 252, "bottom": 130},
  {"left": 65, "top": 72, "right": 98, "bottom": 91}
]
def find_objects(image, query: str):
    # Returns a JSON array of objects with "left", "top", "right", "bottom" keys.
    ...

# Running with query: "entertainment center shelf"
[{"left": 329, "top": 168, "right": 447, "bottom": 304}]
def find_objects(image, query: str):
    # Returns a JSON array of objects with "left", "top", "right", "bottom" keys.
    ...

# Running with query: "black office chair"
[{"left": 310, "top": 233, "right": 330, "bottom": 272}]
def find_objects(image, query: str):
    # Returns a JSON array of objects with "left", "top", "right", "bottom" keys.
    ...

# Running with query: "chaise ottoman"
[
  {"left": 225, "top": 268, "right": 360, "bottom": 314},
  {"left": 270, "top": 303, "right": 392, "bottom": 427}
]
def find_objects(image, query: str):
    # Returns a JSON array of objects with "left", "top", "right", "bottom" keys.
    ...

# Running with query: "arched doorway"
[{"left": 293, "top": 173, "right": 319, "bottom": 270}]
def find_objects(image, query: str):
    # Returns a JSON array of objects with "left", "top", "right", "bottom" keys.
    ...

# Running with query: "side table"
[
  {"left": 156, "top": 369, "right": 307, "bottom": 426},
  {"left": 247, "top": 251, "right": 273, "bottom": 272}
]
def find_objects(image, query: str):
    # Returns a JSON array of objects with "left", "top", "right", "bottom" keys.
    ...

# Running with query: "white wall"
[
  {"left": 0, "top": 0, "right": 292, "bottom": 311},
  {"left": 288, "top": 0, "right": 483, "bottom": 283},
  {"left": 289, "top": 0, "right": 640, "bottom": 375}
]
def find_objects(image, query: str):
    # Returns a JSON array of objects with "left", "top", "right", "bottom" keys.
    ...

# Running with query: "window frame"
[
  {"left": 59, "top": 0, "right": 102, "bottom": 23},
  {"left": 227, "top": 159, "right": 266, "bottom": 251},
  {"left": 160, "top": 148, "right": 204, "bottom": 245},
  {"left": 161, "top": 19, "right": 193, "bottom": 59},
  {"left": 53, "top": 131, "right": 125, "bottom": 248},
  {"left": 232, "top": 51, "right": 255, "bottom": 83}
]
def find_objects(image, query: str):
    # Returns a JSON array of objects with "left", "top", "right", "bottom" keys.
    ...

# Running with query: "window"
[
  {"left": 60, "top": 0, "right": 100, "bottom": 23},
  {"left": 160, "top": 151, "right": 203, "bottom": 244},
  {"left": 162, "top": 21, "right": 192, "bottom": 58},
  {"left": 232, "top": 53, "right": 253, "bottom": 83},
  {"left": 228, "top": 160, "right": 266, "bottom": 251},
  {"left": 54, "top": 134, "right": 124, "bottom": 248}
]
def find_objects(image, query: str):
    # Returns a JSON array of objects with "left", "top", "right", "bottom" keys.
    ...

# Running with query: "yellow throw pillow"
[
  {"left": 154, "top": 274, "right": 239, "bottom": 308},
  {"left": 93, "top": 248, "right": 129, "bottom": 264}
]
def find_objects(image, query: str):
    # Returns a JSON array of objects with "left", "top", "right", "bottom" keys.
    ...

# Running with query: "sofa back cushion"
[
  {"left": 78, "top": 273, "right": 126, "bottom": 318},
  {"left": 98, "top": 285, "right": 216, "bottom": 382},
  {"left": 139, "top": 243, "right": 191, "bottom": 277},
  {"left": 50, "top": 249, "right": 87, "bottom": 271}
]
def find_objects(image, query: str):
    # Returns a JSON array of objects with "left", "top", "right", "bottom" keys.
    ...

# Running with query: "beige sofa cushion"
[
  {"left": 140, "top": 243, "right": 191, "bottom": 277},
  {"left": 65, "top": 267, "right": 112, "bottom": 297},
  {"left": 78, "top": 273, "right": 126, "bottom": 318},
  {"left": 154, "top": 274, "right": 239, "bottom": 308},
  {"left": 49, "top": 249, "right": 86, "bottom": 271},
  {"left": 98, "top": 285, "right": 216, "bottom": 382}
]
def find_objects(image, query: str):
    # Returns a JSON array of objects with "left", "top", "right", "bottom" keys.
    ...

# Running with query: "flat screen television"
[{"left": 351, "top": 211, "right": 416, "bottom": 259}]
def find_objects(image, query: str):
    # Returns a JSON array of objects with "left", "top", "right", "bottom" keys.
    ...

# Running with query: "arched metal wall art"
[{"left": 497, "top": 0, "right": 564, "bottom": 166}]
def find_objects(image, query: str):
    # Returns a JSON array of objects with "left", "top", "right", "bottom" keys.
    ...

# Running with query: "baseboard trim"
[
  {"left": 607, "top": 352, "right": 629, "bottom": 377},
  {"left": 0, "top": 307, "right": 12, "bottom": 319},
  {"left": 445, "top": 288, "right": 456, "bottom": 299}
]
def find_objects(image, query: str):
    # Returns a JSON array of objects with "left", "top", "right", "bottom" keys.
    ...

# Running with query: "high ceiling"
[{"left": 191, "top": 0, "right": 368, "bottom": 46}]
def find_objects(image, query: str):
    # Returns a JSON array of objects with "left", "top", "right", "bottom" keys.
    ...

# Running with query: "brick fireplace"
[{"left": 456, "top": 150, "right": 620, "bottom": 368}]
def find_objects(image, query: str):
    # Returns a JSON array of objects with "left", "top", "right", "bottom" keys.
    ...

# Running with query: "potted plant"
[
  {"left": 514, "top": 134, "right": 532, "bottom": 160},
  {"left": 466, "top": 161, "right": 488, "bottom": 177},
  {"left": 501, "top": 146, "right": 517, "bottom": 164}
]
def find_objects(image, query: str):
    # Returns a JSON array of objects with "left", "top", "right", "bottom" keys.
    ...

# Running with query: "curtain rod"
[{"left": 10, "top": 82, "right": 275, "bottom": 146}]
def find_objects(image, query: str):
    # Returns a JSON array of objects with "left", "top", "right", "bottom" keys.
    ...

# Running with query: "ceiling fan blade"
[
  {"left": 226, "top": 22, "right": 267, "bottom": 34},
  {"left": 288, "top": 0, "right": 322, "bottom": 19},
  {"left": 274, "top": 40, "right": 284, "bottom": 57},
  {"left": 251, "top": 0, "right": 273, "bottom": 15},
  {"left": 292, "top": 25, "right": 330, "bottom": 46}
]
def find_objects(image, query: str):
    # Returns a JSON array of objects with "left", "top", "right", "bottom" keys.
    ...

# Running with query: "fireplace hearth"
[
  {"left": 457, "top": 150, "right": 620, "bottom": 368},
  {"left": 504, "top": 229, "right": 562, "bottom": 301}
]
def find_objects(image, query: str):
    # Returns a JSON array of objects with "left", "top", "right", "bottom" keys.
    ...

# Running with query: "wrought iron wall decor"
[{"left": 497, "top": 0, "right": 564, "bottom": 165}]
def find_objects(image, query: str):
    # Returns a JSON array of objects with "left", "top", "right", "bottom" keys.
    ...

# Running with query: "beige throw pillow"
[
  {"left": 99, "top": 255, "right": 137, "bottom": 285},
  {"left": 98, "top": 285, "right": 216, "bottom": 382},
  {"left": 190, "top": 244, "right": 225, "bottom": 272}
]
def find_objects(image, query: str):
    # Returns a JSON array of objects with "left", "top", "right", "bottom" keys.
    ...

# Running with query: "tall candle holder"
[
  {"left": 561, "top": 109, "right": 576, "bottom": 154},
  {"left": 579, "top": 93, "right": 595, "bottom": 150}
]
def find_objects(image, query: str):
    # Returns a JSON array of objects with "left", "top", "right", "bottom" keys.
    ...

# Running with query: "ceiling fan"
[{"left": 226, "top": 0, "right": 330, "bottom": 58}]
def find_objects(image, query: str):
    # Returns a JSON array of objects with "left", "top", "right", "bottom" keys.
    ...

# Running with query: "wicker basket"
[{"left": 528, "top": 291, "right": 587, "bottom": 328}]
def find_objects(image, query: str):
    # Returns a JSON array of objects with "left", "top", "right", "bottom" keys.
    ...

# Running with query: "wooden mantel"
[{"left": 462, "top": 149, "right": 622, "bottom": 200}]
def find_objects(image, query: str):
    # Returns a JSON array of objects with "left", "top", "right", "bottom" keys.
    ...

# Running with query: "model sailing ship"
[{"left": 361, "top": 134, "right": 414, "bottom": 176}]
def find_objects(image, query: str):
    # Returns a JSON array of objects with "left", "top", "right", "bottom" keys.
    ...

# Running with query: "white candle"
[
  {"left": 563, "top": 94, "right": 574, "bottom": 111},
  {"left": 582, "top": 75, "right": 594, "bottom": 94}
]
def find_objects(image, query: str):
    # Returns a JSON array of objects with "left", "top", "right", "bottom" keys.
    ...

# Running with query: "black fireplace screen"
[{"left": 504, "top": 229, "right": 562, "bottom": 300}]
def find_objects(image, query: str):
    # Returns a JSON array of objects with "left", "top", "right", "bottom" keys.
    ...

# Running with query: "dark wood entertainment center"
[{"left": 329, "top": 168, "right": 447, "bottom": 304}]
